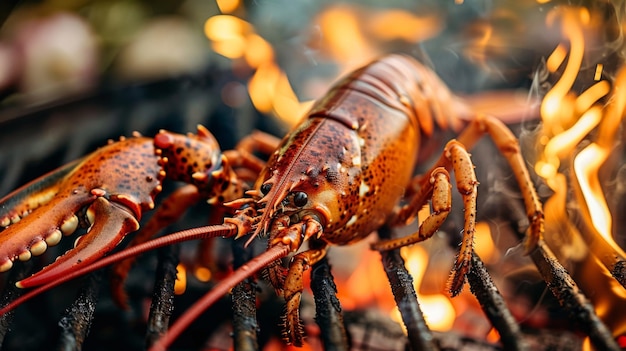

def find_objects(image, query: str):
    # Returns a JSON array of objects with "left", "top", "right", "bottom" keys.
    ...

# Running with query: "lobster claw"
[{"left": 16, "top": 197, "right": 139, "bottom": 288}]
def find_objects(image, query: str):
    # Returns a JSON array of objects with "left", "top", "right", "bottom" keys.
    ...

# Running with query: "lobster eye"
[
  {"left": 293, "top": 191, "right": 308, "bottom": 207},
  {"left": 260, "top": 183, "right": 272, "bottom": 195}
]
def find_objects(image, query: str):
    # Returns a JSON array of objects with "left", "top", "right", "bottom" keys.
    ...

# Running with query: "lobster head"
[{"left": 241, "top": 117, "right": 364, "bottom": 250}]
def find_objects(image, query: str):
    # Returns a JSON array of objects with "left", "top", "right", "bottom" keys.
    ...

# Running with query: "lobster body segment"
[
  {"left": 254, "top": 54, "right": 467, "bottom": 247},
  {"left": 223, "top": 54, "right": 543, "bottom": 346},
  {"left": 258, "top": 100, "right": 416, "bottom": 245}
]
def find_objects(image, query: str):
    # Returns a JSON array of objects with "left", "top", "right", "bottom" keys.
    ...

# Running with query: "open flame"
[
  {"left": 532, "top": 4, "right": 626, "bottom": 346},
  {"left": 392, "top": 245, "right": 456, "bottom": 332},
  {"left": 330, "top": 239, "right": 457, "bottom": 333},
  {"left": 203, "top": 14, "right": 311, "bottom": 126},
  {"left": 534, "top": 6, "right": 617, "bottom": 256},
  {"left": 202, "top": 3, "right": 442, "bottom": 128}
]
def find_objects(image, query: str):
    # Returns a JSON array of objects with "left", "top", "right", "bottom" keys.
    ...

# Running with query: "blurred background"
[{"left": 0, "top": 0, "right": 576, "bottom": 194}]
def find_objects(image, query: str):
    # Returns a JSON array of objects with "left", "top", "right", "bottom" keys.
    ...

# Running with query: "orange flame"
[
  {"left": 216, "top": 0, "right": 241, "bottom": 14},
  {"left": 534, "top": 5, "right": 626, "bottom": 345},
  {"left": 203, "top": 15, "right": 310, "bottom": 126},
  {"left": 174, "top": 263, "right": 187, "bottom": 295},
  {"left": 572, "top": 65, "right": 626, "bottom": 252},
  {"left": 204, "top": 5, "right": 442, "bottom": 127},
  {"left": 313, "top": 4, "right": 441, "bottom": 71}
]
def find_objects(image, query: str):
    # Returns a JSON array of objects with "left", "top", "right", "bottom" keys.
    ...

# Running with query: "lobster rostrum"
[
  {"left": 0, "top": 54, "right": 544, "bottom": 350},
  {"left": 0, "top": 125, "right": 244, "bottom": 290}
]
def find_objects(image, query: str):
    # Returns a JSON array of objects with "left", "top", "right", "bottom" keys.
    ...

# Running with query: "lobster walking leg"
[
  {"left": 282, "top": 242, "right": 328, "bottom": 346},
  {"left": 371, "top": 167, "right": 452, "bottom": 248},
  {"left": 455, "top": 114, "right": 544, "bottom": 252},
  {"left": 226, "top": 130, "right": 283, "bottom": 173},
  {"left": 373, "top": 141, "right": 479, "bottom": 296}
]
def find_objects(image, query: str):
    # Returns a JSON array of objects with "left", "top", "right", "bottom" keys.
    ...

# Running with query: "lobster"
[{"left": 0, "top": 54, "right": 544, "bottom": 350}]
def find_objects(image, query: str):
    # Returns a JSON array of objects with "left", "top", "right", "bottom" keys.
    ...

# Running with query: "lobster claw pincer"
[
  {"left": 16, "top": 196, "right": 140, "bottom": 288},
  {"left": 0, "top": 135, "right": 162, "bottom": 289}
]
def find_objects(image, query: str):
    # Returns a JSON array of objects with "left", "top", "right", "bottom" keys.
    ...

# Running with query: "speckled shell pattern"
[
  {"left": 256, "top": 54, "right": 448, "bottom": 245},
  {"left": 0, "top": 128, "right": 224, "bottom": 276},
  {"left": 0, "top": 137, "right": 161, "bottom": 270},
  {"left": 154, "top": 128, "right": 222, "bottom": 195}
]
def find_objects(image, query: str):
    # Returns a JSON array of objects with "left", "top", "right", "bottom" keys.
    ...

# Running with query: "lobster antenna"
[
  {"left": 149, "top": 243, "right": 291, "bottom": 351},
  {"left": 0, "top": 224, "right": 237, "bottom": 315}
]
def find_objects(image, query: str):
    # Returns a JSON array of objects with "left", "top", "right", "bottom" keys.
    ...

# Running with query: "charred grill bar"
[
  {"left": 526, "top": 241, "right": 620, "bottom": 351},
  {"left": 310, "top": 255, "right": 349, "bottom": 351},
  {"left": 466, "top": 252, "right": 527, "bottom": 351},
  {"left": 56, "top": 272, "right": 101, "bottom": 350},
  {"left": 232, "top": 237, "right": 260, "bottom": 351},
  {"left": 378, "top": 226, "right": 439, "bottom": 351},
  {"left": 145, "top": 245, "right": 179, "bottom": 348}
]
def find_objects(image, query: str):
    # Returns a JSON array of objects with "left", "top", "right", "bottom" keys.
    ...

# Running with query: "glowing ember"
[
  {"left": 399, "top": 245, "right": 455, "bottom": 331},
  {"left": 474, "top": 222, "right": 499, "bottom": 264},
  {"left": 174, "top": 262, "right": 187, "bottom": 295},
  {"left": 194, "top": 266, "right": 212, "bottom": 283}
]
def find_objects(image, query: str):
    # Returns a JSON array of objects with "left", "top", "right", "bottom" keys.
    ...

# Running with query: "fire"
[
  {"left": 315, "top": 5, "right": 375, "bottom": 66},
  {"left": 399, "top": 244, "right": 456, "bottom": 331},
  {"left": 313, "top": 5, "right": 441, "bottom": 68},
  {"left": 332, "top": 235, "right": 458, "bottom": 333},
  {"left": 204, "top": 15, "right": 250, "bottom": 60},
  {"left": 216, "top": 0, "right": 241, "bottom": 14},
  {"left": 533, "top": 4, "right": 626, "bottom": 345},
  {"left": 203, "top": 14, "right": 310, "bottom": 126},
  {"left": 174, "top": 262, "right": 187, "bottom": 295},
  {"left": 534, "top": 6, "right": 609, "bottom": 243},
  {"left": 202, "top": 3, "right": 442, "bottom": 127}
]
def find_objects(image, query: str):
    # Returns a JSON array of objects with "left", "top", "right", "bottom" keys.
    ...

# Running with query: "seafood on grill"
[{"left": 0, "top": 54, "right": 544, "bottom": 350}]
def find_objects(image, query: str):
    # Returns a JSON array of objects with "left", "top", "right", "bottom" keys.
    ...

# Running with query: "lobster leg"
[
  {"left": 371, "top": 167, "right": 452, "bottom": 249},
  {"left": 260, "top": 214, "right": 326, "bottom": 346},
  {"left": 454, "top": 114, "right": 544, "bottom": 252},
  {"left": 374, "top": 141, "right": 479, "bottom": 296},
  {"left": 223, "top": 130, "right": 282, "bottom": 180},
  {"left": 282, "top": 243, "right": 328, "bottom": 346}
]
